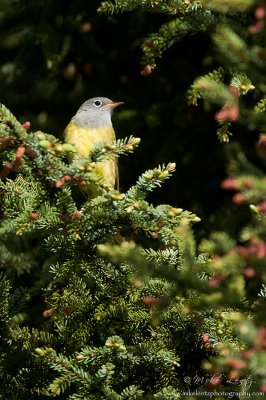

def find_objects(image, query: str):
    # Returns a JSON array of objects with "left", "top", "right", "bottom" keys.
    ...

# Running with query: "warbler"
[{"left": 64, "top": 97, "right": 124, "bottom": 196}]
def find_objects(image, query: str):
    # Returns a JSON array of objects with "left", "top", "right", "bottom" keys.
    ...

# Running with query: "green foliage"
[
  {"left": 1, "top": 0, "right": 266, "bottom": 398},
  {"left": 188, "top": 69, "right": 256, "bottom": 142},
  {"left": 99, "top": 0, "right": 215, "bottom": 69},
  {"left": 99, "top": 0, "right": 266, "bottom": 144},
  {"left": 255, "top": 96, "right": 266, "bottom": 113},
  {"left": 2, "top": 99, "right": 264, "bottom": 398},
  {"left": 98, "top": 0, "right": 255, "bottom": 70},
  {"left": 0, "top": 103, "right": 202, "bottom": 398}
]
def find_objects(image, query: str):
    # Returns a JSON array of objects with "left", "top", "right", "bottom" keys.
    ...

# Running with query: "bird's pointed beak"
[{"left": 103, "top": 101, "right": 125, "bottom": 110}]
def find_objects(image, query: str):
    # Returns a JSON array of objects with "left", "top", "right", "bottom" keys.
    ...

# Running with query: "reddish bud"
[
  {"left": 215, "top": 104, "right": 239, "bottom": 122},
  {"left": 229, "top": 85, "right": 240, "bottom": 98},
  {"left": 76, "top": 176, "right": 85, "bottom": 185},
  {"left": 257, "top": 134, "right": 266, "bottom": 151},
  {"left": 256, "top": 327, "right": 266, "bottom": 349},
  {"left": 143, "top": 297, "right": 158, "bottom": 306},
  {"left": 237, "top": 246, "right": 250, "bottom": 259},
  {"left": 248, "top": 20, "right": 265, "bottom": 34},
  {"left": 13, "top": 158, "right": 24, "bottom": 172},
  {"left": 16, "top": 146, "right": 26, "bottom": 159},
  {"left": 80, "top": 22, "right": 92, "bottom": 33},
  {"left": 258, "top": 201, "right": 266, "bottom": 214},
  {"left": 63, "top": 63, "right": 77, "bottom": 80},
  {"left": 55, "top": 180, "right": 64, "bottom": 188},
  {"left": 204, "top": 342, "right": 211, "bottom": 350},
  {"left": 208, "top": 274, "right": 224, "bottom": 288},
  {"left": 260, "top": 384, "right": 266, "bottom": 393},
  {"left": 0, "top": 162, "right": 13, "bottom": 179},
  {"left": 255, "top": 7, "right": 266, "bottom": 20},
  {"left": 30, "top": 212, "right": 38, "bottom": 220},
  {"left": 140, "top": 65, "right": 152, "bottom": 76},
  {"left": 43, "top": 308, "right": 53, "bottom": 318},
  {"left": 221, "top": 178, "right": 238, "bottom": 190},
  {"left": 22, "top": 121, "right": 31, "bottom": 131},
  {"left": 244, "top": 267, "right": 256, "bottom": 278},
  {"left": 257, "top": 244, "right": 266, "bottom": 258},
  {"left": 150, "top": 231, "right": 159, "bottom": 239},
  {"left": 226, "top": 358, "right": 247, "bottom": 370},
  {"left": 240, "top": 349, "right": 254, "bottom": 359},
  {"left": 202, "top": 332, "right": 209, "bottom": 343},
  {"left": 232, "top": 193, "right": 245, "bottom": 204},
  {"left": 63, "top": 306, "right": 73, "bottom": 314},
  {"left": 55, "top": 175, "right": 72, "bottom": 188},
  {"left": 64, "top": 175, "right": 72, "bottom": 182},
  {"left": 242, "top": 178, "right": 253, "bottom": 189},
  {"left": 73, "top": 210, "right": 82, "bottom": 220},
  {"left": 26, "top": 149, "right": 38, "bottom": 158},
  {"left": 0, "top": 136, "right": 12, "bottom": 149},
  {"left": 156, "top": 219, "right": 165, "bottom": 228}
]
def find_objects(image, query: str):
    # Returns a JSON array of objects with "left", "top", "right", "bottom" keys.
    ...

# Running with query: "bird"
[{"left": 64, "top": 97, "right": 124, "bottom": 197}]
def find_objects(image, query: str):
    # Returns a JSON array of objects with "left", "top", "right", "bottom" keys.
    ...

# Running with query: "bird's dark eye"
[{"left": 94, "top": 100, "right": 102, "bottom": 107}]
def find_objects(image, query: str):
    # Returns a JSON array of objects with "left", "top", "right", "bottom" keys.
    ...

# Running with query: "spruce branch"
[
  {"left": 141, "top": 18, "right": 191, "bottom": 69},
  {"left": 98, "top": 0, "right": 256, "bottom": 72},
  {"left": 89, "top": 135, "right": 141, "bottom": 162},
  {"left": 98, "top": 0, "right": 187, "bottom": 15},
  {"left": 99, "top": 1, "right": 214, "bottom": 69},
  {"left": 144, "top": 248, "right": 179, "bottom": 268},
  {"left": 0, "top": 0, "right": 266, "bottom": 394},
  {"left": 188, "top": 76, "right": 234, "bottom": 107},
  {"left": 216, "top": 121, "right": 232, "bottom": 143},
  {"left": 124, "top": 162, "right": 176, "bottom": 202},
  {"left": 202, "top": 0, "right": 254, "bottom": 13},
  {"left": 259, "top": 284, "right": 266, "bottom": 299},
  {"left": 230, "top": 72, "right": 255, "bottom": 95},
  {"left": 187, "top": 67, "right": 225, "bottom": 106},
  {"left": 35, "top": 348, "right": 93, "bottom": 395},
  {"left": 98, "top": 0, "right": 144, "bottom": 14},
  {"left": 98, "top": 241, "right": 208, "bottom": 294},
  {"left": 0, "top": 274, "right": 11, "bottom": 325},
  {"left": 0, "top": 103, "right": 27, "bottom": 141},
  {"left": 212, "top": 25, "right": 253, "bottom": 65},
  {"left": 141, "top": 11, "right": 212, "bottom": 68},
  {"left": 254, "top": 96, "right": 266, "bottom": 113},
  {"left": 120, "top": 385, "right": 144, "bottom": 398},
  {"left": 49, "top": 136, "right": 141, "bottom": 193},
  {"left": 188, "top": 69, "right": 256, "bottom": 141},
  {"left": 0, "top": 242, "right": 39, "bottom": 274}
]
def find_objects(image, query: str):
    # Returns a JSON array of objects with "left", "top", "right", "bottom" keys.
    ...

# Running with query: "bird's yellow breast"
[
  {"left": 64, "top": 121, "right": 117, "bottom": 193},
  {"left": 65, "top": 122, "right": 115, "bottom": 158}
]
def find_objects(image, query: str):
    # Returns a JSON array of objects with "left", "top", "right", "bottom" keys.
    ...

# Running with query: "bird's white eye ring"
[{"left": 94, "top": 100, "right": 102, "bottom": 107}]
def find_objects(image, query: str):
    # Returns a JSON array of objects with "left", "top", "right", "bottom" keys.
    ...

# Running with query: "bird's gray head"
[{"left": 73, "top": 97, "right": 124, "bottom": 128}]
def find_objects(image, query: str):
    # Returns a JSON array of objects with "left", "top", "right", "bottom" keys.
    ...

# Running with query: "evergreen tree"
[
  {"left": 0, "top": 103, "right": 203, "bottom": 398},
  {"left": 0, "top": 0, "right": 266, "bottom": 399}
]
